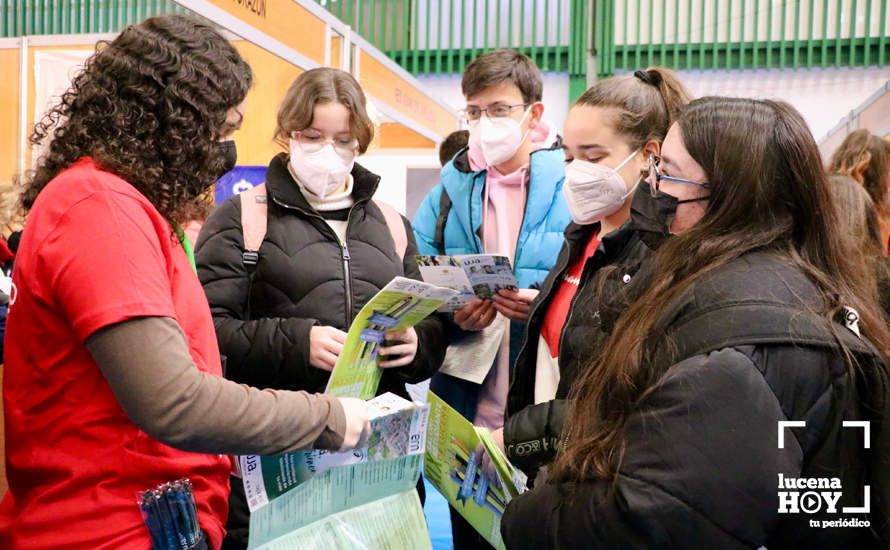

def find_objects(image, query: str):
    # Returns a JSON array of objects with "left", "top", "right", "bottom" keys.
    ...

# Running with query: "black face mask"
[
  {"left": 630, "top": 179, "right": 678, "bottom": 238},
  {"left": 629, "top": 179, "right": 709, "bottom": 248},
  {"left": 216, "top": 140, "right": 238, "bottom": 179}
]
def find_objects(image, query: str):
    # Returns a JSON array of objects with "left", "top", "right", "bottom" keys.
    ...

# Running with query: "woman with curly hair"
[{"left": 0, "top": 15, "right": 369, "bottom": 550}]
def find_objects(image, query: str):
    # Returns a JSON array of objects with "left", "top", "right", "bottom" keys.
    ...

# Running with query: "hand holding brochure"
[
  {"left": 416, "top": 255, "right": 519, "bottom": 311},
  {"left": 241, "top": 393, "right": 431, "bottom": 549},
  {"left": 241, "top": 276, "right": 456, "bottom": 548},
  {"left": 240, "top": 393, "right": 428, "bottom": 512},
  {"left": 325, "top": 277, "right": 457, "bottom": 399},
  {"left": 424, "top": 392, "right": 528, "bottom": 550}
]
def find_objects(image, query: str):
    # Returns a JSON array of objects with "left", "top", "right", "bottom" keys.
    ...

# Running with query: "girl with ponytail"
[{"left": 493, "top": 67, "right": 691, "bottom": 479}]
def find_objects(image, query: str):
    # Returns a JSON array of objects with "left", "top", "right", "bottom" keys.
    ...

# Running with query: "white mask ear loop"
[
  {"left": 481, "top": 107, "right": 534, "bottom": 169},
  {"left": 614, "top": 149, "right": 641, "bottom": 200},
  {"left": 624, "top": 176, "right": 642, "bottom": 200},
  {"left": 514, "top": 107, "right": 534, "bottom": 157},
  {"left": 615, "top": 149, "right": 640, "bottom": 171}
]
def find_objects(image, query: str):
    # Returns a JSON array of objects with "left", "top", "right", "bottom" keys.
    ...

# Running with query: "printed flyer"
[
  {"left": 416, "top": 255, "right": 519, "bottom": 311},
  {"left": 241, "top": 393, "right": 431, "bottom": 549},
  {"left": 240, "top": 393, "right": 429, "bottom": 511},
  {"left": 251, "top": 490, "right": 430, "bottom": 550},
  {"left": 325, "top": 276, "right": 457, "bottom": 399},
  {"left": 424, "top": 392, "right": 528, "bottom": 550}
]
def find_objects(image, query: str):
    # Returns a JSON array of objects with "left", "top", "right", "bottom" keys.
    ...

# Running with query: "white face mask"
[
  {"left": 469, "top": 108, "right": 532, "bottom": 167},
  {"left": 562, "top": 150, "right": 639, "bottom": 225},
  {"left": 288, "top": 140, "right": 354, "bottom": 199}
]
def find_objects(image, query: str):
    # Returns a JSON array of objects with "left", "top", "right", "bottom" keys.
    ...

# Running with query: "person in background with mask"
[
  {"left": 411, "top": 49, "right": 571, "bottom": 549},
  {"left": 1, "top": 16, "right": 370, "bottom": 550},
  {"left": 496, "top": 68, "right": 690, "bottom": 480},
  {"left": 195, "top": 67, "right": 448, "bottom": 550},
  {"left": 501, "top": 97, "right": 890, "bottom": 549}
]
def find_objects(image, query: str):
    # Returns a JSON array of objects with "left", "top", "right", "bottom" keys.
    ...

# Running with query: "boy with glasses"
[{"left": 412, "top": 49, "right": 571, "bottom": 549}]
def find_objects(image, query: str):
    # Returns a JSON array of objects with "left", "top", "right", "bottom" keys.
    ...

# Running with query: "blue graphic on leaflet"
[
  {"left": 458, "top": 451, "right": 479, "bottom": 503},
  {"left": 474, "top": 473, "right": 490, "bottom": 506},
  {"left": 215, "top": 166, "right": 267, "bottom": 204},
  {"left": 369, "top": 312, "right": 400, "bottom": 328},
  {"left": 359, "top": 329, "right": 385, "bottom": 361},
  {"left": 360, "top": 329, "right": 386, "bottom": 343}
]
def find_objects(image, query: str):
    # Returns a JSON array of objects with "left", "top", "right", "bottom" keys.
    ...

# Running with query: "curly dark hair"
[{"left": 22, "top": 14, "right": 252, "bottom": 225}]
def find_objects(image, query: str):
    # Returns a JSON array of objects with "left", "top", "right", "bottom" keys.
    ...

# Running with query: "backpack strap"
[
  {"left": 655, "top": 301, "right": 879, "bottom": 367},
  {"left": 656, "top": 301, "right": 887, "bottom": 463},
  {"left": 373, "top": 199, "right": 407, "bottom": 261},
  {"left": 434, "top": 187, "right": 452, "bottom": 255},
  {"left": 239, "top": 183, "right": 268, "bottom": 269}
]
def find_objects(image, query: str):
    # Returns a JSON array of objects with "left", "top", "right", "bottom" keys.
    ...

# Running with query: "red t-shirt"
[
  {"left": 0, "top": 159, "right": 230, "bottom": 549},
  {"left": 540, "top": 229, "right": 602, "bottom": 358}
]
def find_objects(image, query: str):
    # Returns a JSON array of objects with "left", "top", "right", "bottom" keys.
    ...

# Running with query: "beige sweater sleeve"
[{"left": 85, "top": 316, "right": 346, "bottom": 454}]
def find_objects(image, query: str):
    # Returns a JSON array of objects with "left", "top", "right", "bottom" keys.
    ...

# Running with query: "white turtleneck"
[{"left": 295, "top": 173, "right": 355, "bottom": 244}]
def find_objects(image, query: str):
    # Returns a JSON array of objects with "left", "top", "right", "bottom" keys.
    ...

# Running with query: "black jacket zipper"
[{"left": 270, "top": 195, "right": 365, "bottom": 328}]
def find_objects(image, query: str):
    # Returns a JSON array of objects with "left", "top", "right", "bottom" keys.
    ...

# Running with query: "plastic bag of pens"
[{"left": 138, "top": 478, "right": 206, "bottom": 550}]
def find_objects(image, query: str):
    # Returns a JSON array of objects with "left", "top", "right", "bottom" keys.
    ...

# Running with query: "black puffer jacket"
[
  {"left": 196, "top": 154, "right": 448, "bottom": 548},
  {"left": 502, "top": 252, "right": 890, "bottom": 549},
  {"left": 196, "top": 153, "right": 447, "bottom": 397},
  {"left": 503, "top": 221, "right": 655, "bottom": 474}
]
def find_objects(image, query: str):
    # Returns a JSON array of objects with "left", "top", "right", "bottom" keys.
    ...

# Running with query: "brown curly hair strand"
[{"left": 22, "top": 14, "right": 252, "bottom": 226}]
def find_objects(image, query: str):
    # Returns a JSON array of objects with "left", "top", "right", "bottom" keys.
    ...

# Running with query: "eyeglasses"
[
  {"left": 648, "top": 155, "right": 711, "bottom": 193},
  {"left": 461, "top": 103, "right": 528, "bottom": 121},
  {"left": 292, "top": 131, "right": 359, "bottom": 160}
]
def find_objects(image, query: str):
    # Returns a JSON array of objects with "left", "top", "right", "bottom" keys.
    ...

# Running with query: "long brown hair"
[
  {"left": 827, "top": 173, "right": 890, "bottom": 314},
  {"left": 551, "top": 97, "right": 890, "bottom": 482},
  {"left": 21, "top": 15, "right": 252, "bottom": 225},
  {"left": 828, "top": 129, "right": 890, "bottom": 218},
  {"left": 827, "top": 174, "right": 884, "bottom": 258}
]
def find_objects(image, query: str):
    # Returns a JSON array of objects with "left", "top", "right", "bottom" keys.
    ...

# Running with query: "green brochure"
[
  {"left": 252, "top": 490, "right": 431, "bottom": 550},
  {"left": 424, "top": 392, "right": 528, "bottom": 550},
  {"left": 240, "top": 393, "right": 428, "bottom": 511},
  {"left": 248, "top": 455, "right": 424, "bottom": 548},
  {"left": 325, "top": 276, "right": 457, "bottom": 399},
  {"left": 242, "top": 393, "right": 431, "bottom": 549}
]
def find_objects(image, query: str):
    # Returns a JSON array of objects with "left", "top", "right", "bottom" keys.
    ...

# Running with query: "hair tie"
[{"left": 634, "top": 70, "right": 661, "bottom": 86}]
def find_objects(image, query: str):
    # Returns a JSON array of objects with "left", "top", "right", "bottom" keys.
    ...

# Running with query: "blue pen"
[
  {"left": 152, "top": 489, "right": 178, "bottom": 550},
  {"left": 183, "top": 480, "right": 200, "bottom": 541},
  {"left": 151, "top": 492, "right": 173, "bottom": 550},
  {"left": 162, "top": 487, "right": 189, "bottom": 550},
  {"left": 172, "top": 483, "right": 198, "bottom": 546},
  {"left": 139, "top": 492, "right": 165, "bottom": 549}
]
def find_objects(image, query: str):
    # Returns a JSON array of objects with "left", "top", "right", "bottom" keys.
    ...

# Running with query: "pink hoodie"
[{"left": 468, "top": 120, "right": 553, "bottom": 430}]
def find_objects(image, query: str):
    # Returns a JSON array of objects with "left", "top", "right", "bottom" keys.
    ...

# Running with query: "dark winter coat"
[
  {"left": 196, "top": 153, "right": 447, "bottom": 395},
  {"left": 501, "top": 252, "right": 890, "bottom": 549},
  {"left": 503, "top": 221, "right": 655, "bottom": 474},
  {"left": 195, "top": 154, "right": 448, "bottom": 548}
]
